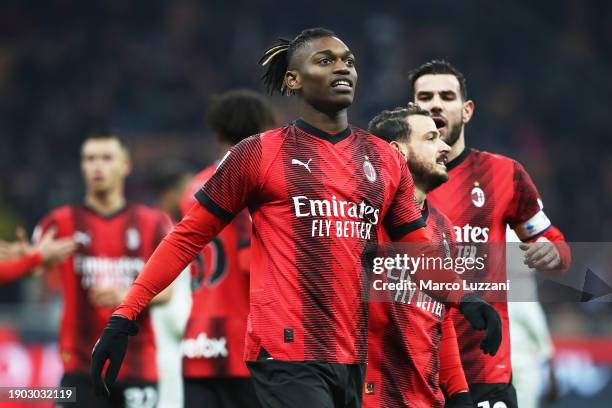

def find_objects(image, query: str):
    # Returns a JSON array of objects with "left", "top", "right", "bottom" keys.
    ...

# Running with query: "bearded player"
[
  {"left": 34, "top": 132, "right": 174, "bottom": 407},
  {"left": 92, "top": 29, "right": 500, "bottom": 408},
  {"left": 409, "top": 60, "right": 571, "bottom": 407},
  {"left": 178, "top": 90, "right": 275, "bottom": 408},
  {"left": 365, "top": 106, "right": 474, "bottom": 408}
]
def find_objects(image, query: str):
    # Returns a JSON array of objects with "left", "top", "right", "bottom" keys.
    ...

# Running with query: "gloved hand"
[
  {"left": 90, "top": 315, "right": 139, "bottom": 397},
  {"left": 445, "top": 391, "right": 475, "bottom": 407},
  {"left": 459, "top": 293, "right": 502, "bottom": 356}
]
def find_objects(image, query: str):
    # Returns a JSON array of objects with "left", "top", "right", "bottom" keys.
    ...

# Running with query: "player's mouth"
[
  {"left": 330, "top": 78, "right": 353, "bottom": 93},
  {"left": 432, "top": 116, "right": 447, "bottom": 132},
  {"left": 436, "top": 154, "right": 448, "bottom": 169}
]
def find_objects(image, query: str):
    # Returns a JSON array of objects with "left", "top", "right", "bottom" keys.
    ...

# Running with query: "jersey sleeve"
[
  {"left": 383, "top": 154, "right": 426, "bottom": 240},
  {"left": 195, "top": 136, "right": 262, "bottom": 222},
  {"left": 439, "top": 310, "right": 469, "bottom": 396},
  {"left": 505, "top": 161, "right": 551, "bottom": 240},
  {"left": 0, "top": 253, "right": 44, "bottom": 285},
  {"left": 114, "top": 203, "right": 229, "bottom": 320}
]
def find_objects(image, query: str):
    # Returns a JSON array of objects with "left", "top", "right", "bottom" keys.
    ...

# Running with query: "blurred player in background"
[
  {"left": 34, "top": 132, "right": 174, "bottom": 408},
  {"left": 150, "top": 163, "right": 195, "bottom": 408},
  {"left": 409, "top": 59, "right": 571, "bottom": 407},
  {"left": 178, "top": 89, "right": 275, "bottom": 408},
  {"left": 506, "top": 227, "right": 558, "bottom": 408},
  {"left": 365, "top": 106, "right": 473, "bottom": 408},
  {"left": 0, "top": 226, "right": 75, "bottom": 285}
]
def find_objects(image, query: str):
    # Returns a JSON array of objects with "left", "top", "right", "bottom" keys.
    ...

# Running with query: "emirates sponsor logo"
[
  {"left": 292, "top": 195, "right": 380, "bottom": 224},
  {"left": 292, "top": 195, "right": 380, "bottom": 239},
  {"left": 74, "top": 255, "right": 144, "bottom": 288},
  {"left": 182, "top": 332, "right": 228, "bottom": 359},
  {"left": 454, "top": 224, "right": 489, "bottom": 243}
]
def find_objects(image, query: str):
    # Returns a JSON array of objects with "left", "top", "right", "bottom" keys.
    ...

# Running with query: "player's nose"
[
  {"left": 332, "top": 62, "right": 351, "bottom": 75},
  {"left": 439, "top": 139, "right": 451, "bottom": 153},
  {"left": 430, "top": 95, "right": 443, "bottom": 111}
]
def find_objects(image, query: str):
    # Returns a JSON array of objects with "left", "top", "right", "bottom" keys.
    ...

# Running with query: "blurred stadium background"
[{"left": 0, "top": 0, "right": 611, "bottom": 406}]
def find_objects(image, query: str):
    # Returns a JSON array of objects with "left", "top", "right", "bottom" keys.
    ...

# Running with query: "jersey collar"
[
  {"left": 82, "top": 203, "right": 128, "bottom": 220},
  {"left": 295, "top": 119, "right": 352, "bottom": 144},
  {"left": 421, "top": 200, "right": 430, "bottom": 222},
  {"left": 446, "top": 147, "right": 472, "bottom": 171}
]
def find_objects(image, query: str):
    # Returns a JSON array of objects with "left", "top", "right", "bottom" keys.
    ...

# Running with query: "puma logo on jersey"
[
  {"left": 73, "top": 231, "right": 91, "bottom": 247},
  {"left": 292, "top": 158, "right": 312, "bottom": 173}
]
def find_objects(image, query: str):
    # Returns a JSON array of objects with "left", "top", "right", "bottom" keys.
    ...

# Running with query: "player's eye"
[
  {"left": 345, "top": 58, "right": 355, "bottom": 67},
  {"left": 417, "top": 94, "right": 432, "bottom": 101},
  {"left": 318, "top": 58, "right": 332, "bottom": 65}
]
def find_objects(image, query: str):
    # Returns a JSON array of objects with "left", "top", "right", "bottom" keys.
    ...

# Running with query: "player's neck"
[
  {"left": 414, "top": 188, "right": 426, "bottom": 209},
  {"left": 447, "top": 132, "right": 466, "bottom": 162},
  {"left": 298, "top": 102, "right": 349, "bottom": 134},
  {"left": 85, "top": 189, "right": 126, "bottom": 216}
]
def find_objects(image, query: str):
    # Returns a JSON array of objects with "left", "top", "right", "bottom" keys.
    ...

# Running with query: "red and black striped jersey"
[
  {"left": 196, "top": 120, "right": 424, "bottom": 364},
  {"left": 34, "top": 204, "right": 172, "bottom": 382},
  {"left": 364, "top": 203, "right": 459, "bottom": 408},
  {"left": 428, "top": 148, "right": 548, "bottom": 384},
  {"left": 179, "top": 164, "right": 252, "bottom": 378}
]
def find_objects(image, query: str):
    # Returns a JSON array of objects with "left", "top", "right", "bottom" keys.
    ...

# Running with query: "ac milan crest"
[
  {"left": 363, "top": 156, "right": 377, "bottom": 183},
  {"left": 471, "top": 182, "right": 485, "bottom": 208},
  {"left": 126, "top": 228, "right": 140, "bottom": 250}
]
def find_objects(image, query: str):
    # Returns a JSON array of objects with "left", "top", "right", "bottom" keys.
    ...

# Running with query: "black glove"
[
  {"left": 459, "top": 293, "right": 502, "bottom": 356},
  {"left": 91, "top": 315, "right": 139, "bottom": 397},
  {"left": 445, "top": 391, "right": 475, "bottom": 407}
]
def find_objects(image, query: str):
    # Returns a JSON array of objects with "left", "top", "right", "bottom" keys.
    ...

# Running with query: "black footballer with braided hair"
[
  {"left": 91, "top": 27, "right": 503, "bottom": 408},
  {"left": 259, "top": 27, "right": 357, "bottom": 133}
]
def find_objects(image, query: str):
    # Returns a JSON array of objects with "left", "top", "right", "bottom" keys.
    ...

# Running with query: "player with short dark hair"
[
  {"left": 92, "top": 29, "right": 500, "bottom": 408},
  {"left": 409, "top": 59, "right": 571, "bottom": 407},
  {"left": 179, "top": 89, "right": 275, "bottom": 408},
  {"left": 365, "top": 106, "right": 473, "bottom": 408},
  {"left": 33, "top": 132, "right": 174, "bottom": 407}
]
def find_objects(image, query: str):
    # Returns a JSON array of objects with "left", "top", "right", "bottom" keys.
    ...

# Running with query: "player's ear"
[
  {"left": 124, "top": 160, "right": 133, "bottom": 176},
  {"left": 121, "top": 150, "right": 133, "bottom": 176},
  {"left": 390, "top": 141, "right": 408, "bottom": 160},
  {"left": 462, "top": 99, "right": 474, "bottom": 124},
  {"left": 285, "top": 70, "right": 301, "bottom": 94}
]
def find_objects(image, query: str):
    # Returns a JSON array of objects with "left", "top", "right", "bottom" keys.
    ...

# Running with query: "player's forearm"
[
  {"left": 114, "top": 203, "right": 227, "bottom": 320},
  {"left": 0, "top": 252, "right": 43, "bottom": 285},
  {"left": 439, "top": 313, "right": 469, "bottom": 396}
]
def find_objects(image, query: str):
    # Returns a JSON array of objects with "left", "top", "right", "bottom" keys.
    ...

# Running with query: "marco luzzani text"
[{"left": 371, "top": 254, "right": 511, "bottom": 292}]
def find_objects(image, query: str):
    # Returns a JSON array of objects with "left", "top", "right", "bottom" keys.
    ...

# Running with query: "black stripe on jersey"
[
  {"left": 387, "top": 217, "right": 427, "bottom": 241},
  {"left": 195, "top": 190, "right": 234, "bottom": 222},
  {"left": 295, "top": 119, "right": 352, "bottom": 144}
]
